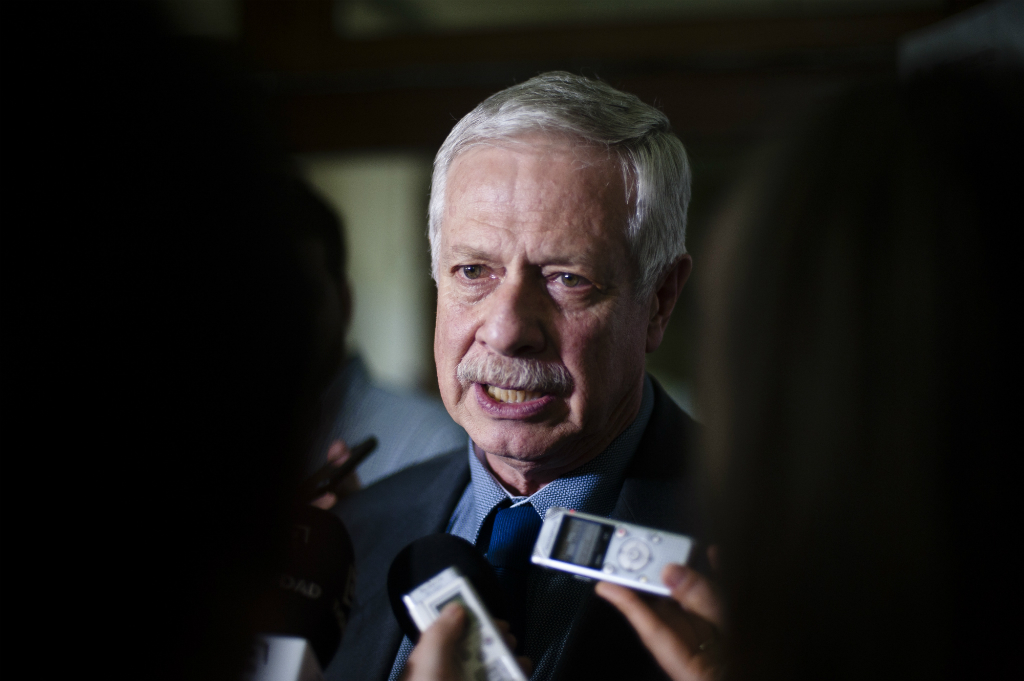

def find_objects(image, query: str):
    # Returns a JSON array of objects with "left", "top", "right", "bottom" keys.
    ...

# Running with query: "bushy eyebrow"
[
  {"left": 445, "top": 243, "right": 611, "bottom": 274},
  {"left": 444, "top": 246, "right": 498, "bottom": 265}
]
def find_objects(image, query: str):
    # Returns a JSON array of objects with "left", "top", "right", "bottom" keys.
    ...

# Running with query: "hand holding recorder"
[
  {"left": 389, "top": 534, "right": 533, "bottom": 681},
  {"left": 400, "top": 603, "right": 468, "bottom": 681},
  {"left": 401, "top": 602, "right": 531, "bottom": 681},
  {"left": 596, "top": 559, "right": 724, "bottom": 681},
  {"left": 532, "top": 508, "right": 723, "bottom": 681}
]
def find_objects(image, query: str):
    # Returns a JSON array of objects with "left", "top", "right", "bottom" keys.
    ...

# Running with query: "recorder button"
[{"left": 618, "top": 539, "right": 651, "bottom": 571}]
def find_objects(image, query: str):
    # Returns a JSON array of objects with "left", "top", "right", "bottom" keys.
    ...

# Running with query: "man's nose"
[{"left": 476, "top": 276, "right": 546, "bottom": 357}]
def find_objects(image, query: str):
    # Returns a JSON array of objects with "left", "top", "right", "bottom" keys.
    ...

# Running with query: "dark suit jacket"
[{"left": 324, "top": 378, "right": 702, "bottom": 681}]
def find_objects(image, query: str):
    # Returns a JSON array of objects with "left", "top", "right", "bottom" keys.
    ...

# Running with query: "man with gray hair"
[{"left": 327, "top": 72, "right": 718, "bottom": 681}]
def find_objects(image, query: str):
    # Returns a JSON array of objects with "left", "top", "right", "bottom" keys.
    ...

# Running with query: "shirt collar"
[{"left": 464, "top": 376, "right": 655, "bottom": 539}]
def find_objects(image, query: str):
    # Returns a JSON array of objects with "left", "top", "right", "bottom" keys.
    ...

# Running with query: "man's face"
[{"left": 434, "top": 138, "right": 652, "bottom": 471}]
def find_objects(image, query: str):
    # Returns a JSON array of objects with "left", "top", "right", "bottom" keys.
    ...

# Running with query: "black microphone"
[
  {"left": 386, "top": 533, "right": 510, "bottom": 643},
  {"left": 254, "top": 505, "right": 356, "bottom": 670}
]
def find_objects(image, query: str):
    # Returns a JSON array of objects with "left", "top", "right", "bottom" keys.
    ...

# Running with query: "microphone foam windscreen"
[
  {"left": 254, "top": 505, "right": 355, "bottom": 669},
  {"left": 386, "top": 533, "right": 509, "bottom": 642}
]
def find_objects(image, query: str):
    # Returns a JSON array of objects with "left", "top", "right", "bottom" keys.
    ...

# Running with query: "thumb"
[{"left": 403, "top": 604, "right": 467, "bottom": 681}]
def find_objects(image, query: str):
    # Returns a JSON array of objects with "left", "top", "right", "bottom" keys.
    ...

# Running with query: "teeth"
[{"left": 486, "top": 385, "right": 543, "bottom": 403}]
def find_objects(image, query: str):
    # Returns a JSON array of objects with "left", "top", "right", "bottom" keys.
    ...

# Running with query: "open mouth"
[{"left": 484, "top": 384, "right": 545, "bottom": 403}]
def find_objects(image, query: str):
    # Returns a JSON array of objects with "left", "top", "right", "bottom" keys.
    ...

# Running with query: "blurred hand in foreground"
[
  {"left": 596, "top": 558, "right": 724, "bottom": 681},
  {"left": 310, "top": 439, "right": 361, "bottom": 510},
  {"left": 401, "top": 604, "right": 532, "bottom": 681}
]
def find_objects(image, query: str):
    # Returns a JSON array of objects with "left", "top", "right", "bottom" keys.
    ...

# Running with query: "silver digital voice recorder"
[
  {"left": 531, "top": 507, "right": 694, "bottom": 596},
  {"left": 402, "top": 566, "right": 527, "bottom": 681}
]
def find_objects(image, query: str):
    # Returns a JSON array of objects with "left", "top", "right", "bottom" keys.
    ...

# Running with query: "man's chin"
[{"left": 463, "top": 418, "right": 575, "bottom": 464}]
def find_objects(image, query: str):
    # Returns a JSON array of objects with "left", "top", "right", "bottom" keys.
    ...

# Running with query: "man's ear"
[{"left": 645, "top": 255, "right": 692, "bottom": 353}]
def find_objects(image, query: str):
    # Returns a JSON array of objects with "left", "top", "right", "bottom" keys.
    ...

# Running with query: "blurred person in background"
[
  {"left": 595, "top": 64, "right": 1022, "bottom": 680},
  {"left": 293, "top": 186, "right": 466, "bottom": 504},
  {"left": 2, "top": 2, "right": 333, "bottom": 678}
]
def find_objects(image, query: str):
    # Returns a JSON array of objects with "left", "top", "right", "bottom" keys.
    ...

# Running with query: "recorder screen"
[{"left": 552, "top": 517, "right": 614, "bottom": 568}]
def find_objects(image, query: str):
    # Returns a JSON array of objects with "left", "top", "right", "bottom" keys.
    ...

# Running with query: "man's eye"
[
  {"left": 461, "top": 265, "right": 484, "bottom": 280},
  {"left": 558, "top": 273, "right": 583, "bottom": 288}
]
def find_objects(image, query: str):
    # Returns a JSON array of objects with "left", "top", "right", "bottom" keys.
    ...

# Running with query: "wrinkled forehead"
[
  {"left": 442, "top": 137, "right": 630, "bottom": 236},
  {"left": 436, "top": 142, "right": 640, "bottom": 294},
  {"left": 447, "top": 131, "right": 623, "bottom": 189}
]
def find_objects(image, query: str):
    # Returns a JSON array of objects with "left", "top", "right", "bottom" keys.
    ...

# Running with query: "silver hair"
[
  {"left": 457, "top": 353, "right": 574, "bottom": 395},
  {"left": 428, "top": 71, "right": 691, "bottom": 298}
]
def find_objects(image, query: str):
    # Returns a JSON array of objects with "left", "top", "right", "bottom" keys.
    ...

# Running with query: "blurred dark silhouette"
[
  {"left": 286, "top": 176, "right": 351, "bottom": 393},
  {"left": 697, "top": 64, "right": 1021, "bottom": 680},
  {"left": 293, "top": 191, "right": 466, "bottom": 491},
  {"left": 2, "top": 2, "right": 331, "bottom": 678}
]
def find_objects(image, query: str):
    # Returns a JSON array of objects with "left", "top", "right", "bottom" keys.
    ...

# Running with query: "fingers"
[
  {"left": 421, "top": 603, "right": 466, "bottom": 649},
  {"left": 403, "top": 612, "right": 530, "bottom": 681},
  {"left": 707, "top": 545, "right": 720, "bottom": 572},
  {"left": 310, "top": 492, "right": 337, "bottom": 510},
  {"left": 402, "top": 603, "right": 466, "bottom": 681},
  {"left": 596, "top": 581, "right": 709, "bottom": 681},
  {"left": 595, "top": 581, "right": 665, "bottom": 644},
  {"left": 492, "top": 619, "right": 517, "bottom": 653},
  {"left": 662, "top": 564, "right": 724, "bottom": 628},
  {"left": 335, "top": 471, "right": 361, "bottom": 497},
  {"left": 314, "top": 440, "right": 361, "bottom": 508},
  {"left": 326, "top": 439, "right": 351, "bottom": 464},
  {"left": 491, "top": 617, "right": 530, "bottom": 675}
]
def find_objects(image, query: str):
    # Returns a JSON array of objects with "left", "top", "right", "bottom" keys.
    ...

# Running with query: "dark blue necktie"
[{"left": 479, "top": 502, "right": 542, "bottom": 643}]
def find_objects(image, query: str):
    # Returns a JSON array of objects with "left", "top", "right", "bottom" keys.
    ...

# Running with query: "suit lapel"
[
  {"left": 555, "top": 379, "right": 701, "bottom": 681},
  {"left": 612, "top": 378, "right": 701, "bottom": 535},
  {"left": 325, "top": 449, "right": 470, "bottom": 681}
]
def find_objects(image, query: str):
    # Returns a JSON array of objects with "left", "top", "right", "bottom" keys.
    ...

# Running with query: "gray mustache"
[{"left": 457, "top": 355, "right": 574, "bottom": 395}]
